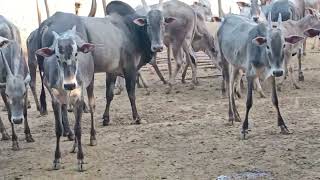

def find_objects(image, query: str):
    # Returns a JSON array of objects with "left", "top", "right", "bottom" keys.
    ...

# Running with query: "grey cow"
[
  {"left": 217, "top": 13, "right": 304, "bottom": 139},
  {"left": 137, "top": 0, "right": 199, "bottom": 93},
  {"left": 0, "top": 16, "right": 34, "bottom": 150},
  {"left": 36, "top": 25, "right": 95, "bottom": 171}
]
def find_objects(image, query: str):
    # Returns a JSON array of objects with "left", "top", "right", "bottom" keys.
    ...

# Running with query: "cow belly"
[{"left": 93, "top": 51, "right": 121, "bottom": 73}]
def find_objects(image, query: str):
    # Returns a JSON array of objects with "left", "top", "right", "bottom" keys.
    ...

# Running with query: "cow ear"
[
  {"left": 36, "top": 47, "right": 55, "bottom": 57},
  {"left": 237, "top": 1, "right": 250, "bottom": 8},
  {"left": 212, "top": 16, "right": 222, "bottom": 22},
  {"left": 305, "top": 8, "right": 316, "bottom": 15},
  {"left": 0, "top": 39, "right": 9, "bottom": 48},
  {"left": 165, "top": 17, "right": 176, "bottom": 24},
  {"left": 133, "top": 18, "right": 146, "bottom": 26},
  {"left": 78, "top": 43, "right": 95, "bottom": 53},
  {"left": 285, "top": 35, "right": 304, "bottom": 44},
  {"left": 303, "top": 28, "right": 320, "bottom": 38},
  {"left": 252, "top": 37, "right": 267, "bottom": 46}
]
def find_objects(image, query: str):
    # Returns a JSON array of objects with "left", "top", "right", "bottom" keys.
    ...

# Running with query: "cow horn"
[
  {"left": 267, "top": 12, "right": 272, "bottom": 29},
  {"left": 88, "top": 0, "right": 97, "bottom": 17},
  {"left": 102, "top": 0, "right": 107, "bottom": 16},
  {"left": 141, "top": 0, "right": 151, "bottom": 12},
  {"left": 1, "top": 50, "right": 13, "bottom": 77},
  {"left": 277, "top": 13, "right": 282, "bottom": 27},
  {"left": 36, "top": 0, "right": 42, "bottom": 26},
  {"left": 158, "top": 0, "right": 163, "bottom": 10}
]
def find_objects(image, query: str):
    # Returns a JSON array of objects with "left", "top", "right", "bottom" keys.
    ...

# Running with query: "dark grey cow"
[
  {"left": 237, "top": 0, "right": 267, "bottom": 22},
  {"left": 217, "top": 13, "right": 304, "bottom": 139},
  {"left": 36, "top": 25, "right": 95, "bottom": 171},
  {"left": 262, "top": 0, "right": 305, "bottom": 21},
  {"left": 0, "top": 16, "right": 34, "bottom": 150}
]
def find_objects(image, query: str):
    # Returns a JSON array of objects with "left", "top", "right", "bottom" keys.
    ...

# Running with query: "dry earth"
[{"left": 1, "top": 43, "right": 320, "bottom": 179}]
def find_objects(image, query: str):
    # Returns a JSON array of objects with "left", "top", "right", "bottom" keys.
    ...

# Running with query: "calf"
[
  {"left": 217, "top": 13, "right": 304, "bottom": 139},
  {"left": 0, "top": 16, "right": 34, "bottom": 150},
  {"left": 0, "top": 37, "right": 34, "bottom": 150},
  {"left": 36, "top": 26, "right": 95, "bottom": 171}
]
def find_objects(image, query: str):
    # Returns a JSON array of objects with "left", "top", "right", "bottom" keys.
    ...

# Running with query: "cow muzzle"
[
  {"left": 11, "top": 116, "right": 24, "bottom": 124},
  {"left": 151, "top": 44, "right": 164, "bottom": 52},
  {"left": 253, "top": 17, "right": 259, "bottom": 22},
  {"left": 272, "top": 70, "right": 284, "bottom": 77},
  {"left": 64, "top": 83, "right": 76, "bottom": 91}
]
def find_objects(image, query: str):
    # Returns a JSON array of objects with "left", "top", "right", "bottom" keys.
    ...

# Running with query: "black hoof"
[
  {"left": 102, "top": 116, "right": 110, "bottom": 126},
  {"left": 280, "top": 125, "right": 290, "bottom": 135},
  {"left": 12, "top": 141, "right": 20, "bottom": 151},
  {"left": 298, "top": 73, "right": 304, "bottom": 82},
  {"left": 25, "top": 134, "right": 35, "bottom": 142},
  {"left": 53, "top": 159, "right": 61, "bottom": 170},
  {"left": 240, "top": 130, "right": 249, "bottom": 140}
]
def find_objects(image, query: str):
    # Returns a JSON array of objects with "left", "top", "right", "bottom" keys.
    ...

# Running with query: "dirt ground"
[{"left": 1, "top": 43, "right": 320, "bottom": 180}]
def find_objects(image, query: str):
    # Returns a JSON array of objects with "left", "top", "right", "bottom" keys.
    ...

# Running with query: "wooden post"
[
  {"left": 102, "top": 0, "right": 107, "bottom": 16},
  {"left": 218, "top": 0, "right": 222, "bottom": 17},
  {"left": 44, "top": 0, "right": 50, "bottom": 18}
]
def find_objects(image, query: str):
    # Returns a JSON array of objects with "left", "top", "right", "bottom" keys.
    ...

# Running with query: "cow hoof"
[
  {"left": 280, "top": 125, "right": 290, "bottom": 135},
  {"left": 40, "top": 110, "right": 48, "bottom": 116},
  {"left": 259, "top": 92, "right": 266, "bottom": 98},
  {"left": 67, "top": 133, "right": 74, "bottom": 141},
  {"left": 25, "top": 134, "right": 35, "bottom": 143},
  {"left": 114, "top": 89, "right": 122, "bottom": 95},
  {"left": 1, "top": 133, "right": 10, "bottom": 141},
  {"left": 131, "top": 119, "right": 141, "bottom": 125},
  {"left": 294, "top": 84, "right": 301, "bottom": 89},
  {"left": 89, "top": 138, "right": 97, "bottom": 146},
  {"left": 102, "top": 118, "right": 110, "bottom": 126},
  {"left": 67, "top": 108, "right": 73, "bottom": 112},
  {"left": 78, "top": 160, "right": 85, "bottom": 172},
  {"left": 53, "top": 159, "right": 61, "bottom": 170},
  {"left": 12, "top": 141, "right": 20, "bottom": 151},
  {"left": 181, "top": 79, "right": 186, "bottom": 84},
  {"left": 165, "top": 87, "right": 172, "bottom": 94},
  {"left": 162, "top": 80, "right": 168, "bottom": 85},
  {"left": 240, "top": 130, "right": 249, "bottom": 140},
  {"left": 298, "top": 74, "right": 304, "bottom": 82}
]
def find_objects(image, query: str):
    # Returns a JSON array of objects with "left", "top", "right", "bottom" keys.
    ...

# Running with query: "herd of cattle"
[{"left": 0, "top": 0, "right": 320, "bottom": 172}]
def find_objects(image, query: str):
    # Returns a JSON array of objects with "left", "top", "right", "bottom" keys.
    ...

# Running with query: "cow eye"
[
  {"left": 283, "top": 44, "right": 286, "bottom": 48},
  {"left": 266, "top": 45, "right": 270, "bottom": 50},
  {"left": 75, "top": 53, "right": 78, "bottom": 57}
]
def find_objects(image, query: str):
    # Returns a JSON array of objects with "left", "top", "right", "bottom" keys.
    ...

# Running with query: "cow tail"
[{"left": 38, "top": 25, "right": 49, "bottom": 113}]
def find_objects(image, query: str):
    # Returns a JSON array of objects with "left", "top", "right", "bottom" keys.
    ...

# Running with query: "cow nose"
[
  {"left": 151, "top": 45, "right": 164, "bottom": 52},
  {"left": 64, "top": 83, "right": 76, "bottom": 90},
  {"left": 253, "top": 17, "right": 259, "bottom": 22},
  {"left": 273, "top": 70, "right": 284, "bottom": 77},
  {"left": 12, "top": 118, "right": 23, "bottom": 124}
]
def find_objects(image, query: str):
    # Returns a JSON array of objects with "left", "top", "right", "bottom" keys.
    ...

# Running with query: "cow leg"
[
  {"left": 24, "top": 93, "right": 34, "bottom": 143},
  {"left": 181, "top": 63, "right": 189, "bottom": 84},
  {"left": 235, "top": 70, "right": 243, "bottom": 99},
  {"left": 298, "top": 48, "right": 304, "bottom": 81},
  {"left": 0, "top": 116, "right": 9, "bottom": 140},
  {"left": 40, "top": 73, "right": 48, "bottom": 115},
  {"left": 29, "top": 62, "right": 41, "bottom": 111},
  {"left": 137, "top": 72, "right": 150, "bottom": 95},
  {"left": 114, "top": 77, "right": 124, "bottom": 95},
  {"left": 1, "top": 91, "right": 19, "bottom": 150},
  {"left": 255, "top": 77, "right": 266, "bottom": 98},
  {"left": 52, "top": 100, "right": 62, "bottom": 170},
  {"left": 241, "top": 76, "right": 254, "bottom": 140},
  {"left": 271, "top": 77, "right": 289, "bottom": 134},
  {"left": 219, "top": 60, "right": 229, "bottom": 97},
  {"left": 61, "top": 104, "right": 74, "bottom": 141},
  {"left": 124, "top": 70, "right": 140, "bottom": 124},
  {"left": 87, "top": 76, "right": 96, "bottom": 146},
  {"left": 228, "top": 66, "right": 241, "bottom": 123},
  {"left": 288, "top": 63, "right": 300, "bottom": 89},
  {"left": 102, "top": 74, "right": 117, "bottom": 126},
  {"left": 150, "top": 58, "right": 167, "bottom": 84},
  {"left": 167, "top": 43, "right": 172, "bottom": 78},
  {"left": 73, "top": 98, "right": 85, "bottom": 172},
  {"left": 167, "top": 46, "right": 183, "bottom": 94},
  {"left": 183, "top": 44, "right": 198, "bottom": 86}
]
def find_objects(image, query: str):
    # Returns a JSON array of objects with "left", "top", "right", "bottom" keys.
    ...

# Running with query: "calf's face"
[
  {"left": 133, "top": 10, "right": 175, "bottom": 52},
  {"left": 36, "top": 26, "right": 94, "bottom": 91}
]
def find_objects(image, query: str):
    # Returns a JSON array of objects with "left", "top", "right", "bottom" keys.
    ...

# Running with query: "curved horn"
[
  {"left": 44, "top": 0, "right": 50, "bottom": 18},
  {"left": 268, "top": 12, "right": 272, "bottom": 29},
  {"left": 141, "top": 0, "right": 151, "bottom": 12},
  {"left": 158, "top": 0, "right": 163, "bottom": 10},
  {"left": 1, "top": 50, "right": 13, "bottom": 77},
  {"left": 277, "top": 13, "right": 282, "bottom": 27},
  {"left": 88, "top": 0, "right": 97, "bottom": 17},
  {"left": 102, "top": 0, "right": 107, "bottom": 16},
  {"left": 36, "top": 0, "right": 42, "bottom": 26}
]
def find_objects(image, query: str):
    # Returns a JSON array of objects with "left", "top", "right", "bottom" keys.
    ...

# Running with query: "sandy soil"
[{"left": 1, "top": 44, "right": 320, "bottom": 180}]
